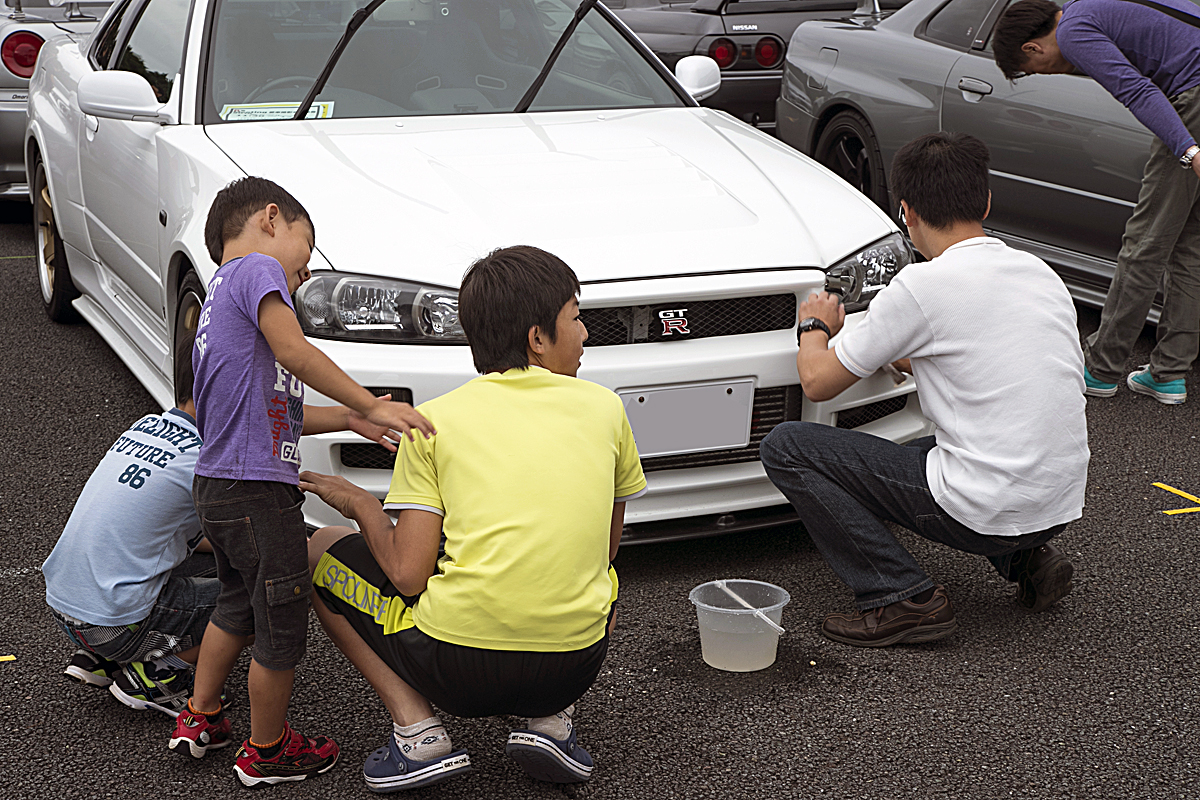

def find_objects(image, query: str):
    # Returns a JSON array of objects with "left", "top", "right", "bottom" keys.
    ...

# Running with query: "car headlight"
[
  {"left": 295, "top": 271, "right": 467, "bottom": 344},
  {"left": 824, "top": 232, "right": 913, "bottom": 313}
]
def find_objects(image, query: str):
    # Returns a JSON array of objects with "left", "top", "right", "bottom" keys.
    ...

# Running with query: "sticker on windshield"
[{"left": 219, "top": 102, "right": 335, "bottom": 121}]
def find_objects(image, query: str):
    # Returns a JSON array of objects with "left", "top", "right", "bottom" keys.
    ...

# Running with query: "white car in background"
[{"left": 27, "top": 0, "right": 931, "bottom": 542}]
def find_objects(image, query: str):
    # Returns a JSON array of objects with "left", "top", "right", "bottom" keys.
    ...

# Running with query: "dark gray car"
[
  {"left": 609, "top": 0, "right": 907, "bottom": 129},
  {"left": 776, "top": 0, "right": 1164, "bottom": 309}
]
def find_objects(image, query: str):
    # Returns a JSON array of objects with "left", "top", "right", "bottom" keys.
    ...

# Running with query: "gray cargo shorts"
[{"left": 193, "top": 476, "right": 311, "bottom": 671}]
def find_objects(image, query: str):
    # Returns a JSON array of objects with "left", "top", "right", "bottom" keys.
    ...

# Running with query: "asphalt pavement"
[{"left": 0, "top": 201, "right": 1195, "bottom": 799}]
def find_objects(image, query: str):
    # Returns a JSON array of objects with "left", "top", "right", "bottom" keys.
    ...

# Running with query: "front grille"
[
  {"left": 339, "top": 387, "right": 415, "bottom": 469},
  {"left": 340, "top": 386, "right": 803, "bottom": 473},
  {"left": 640, "top": 386, "right": 799, "bottom": 473},
  {"left": 368, "top": 387, "right": 414, "bottom": 403},
  {"left": 581, "top": 294, "right": 796, "bottom": 347},
  {"left": 341, "top": 443, "right": 397, "bottom": 470},
  {"left": 835, "top": 395, "right": 908, "bottom": 429}
]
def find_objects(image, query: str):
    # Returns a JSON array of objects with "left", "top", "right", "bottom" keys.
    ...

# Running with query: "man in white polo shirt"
[{"left": 760, "top": 132, "right": 1089, "bottom": 647}]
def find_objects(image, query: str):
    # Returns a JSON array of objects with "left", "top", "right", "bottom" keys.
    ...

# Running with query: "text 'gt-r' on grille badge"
[{"left": 658, "top": 308, "right": 690, "bottom": 336}]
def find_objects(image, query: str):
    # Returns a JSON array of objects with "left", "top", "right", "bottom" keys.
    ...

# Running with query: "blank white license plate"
[{"left": 619, "top": 379, "right": 755, "bottom": 459}]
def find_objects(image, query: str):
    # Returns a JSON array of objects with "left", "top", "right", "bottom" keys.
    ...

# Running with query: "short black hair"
[
  {"left": 204, "top": 177, "right": 313, "bottom": 265},
  {"left": 459, "top": 246, "right": 581, "bottom": 374},
  {"left": 174, "top": 331, "right": 195, "bottom": 406},
  {"left": 890, "top": 133, "right": 990, "bottom": 230},
  {"left": 993, "top": 0, "right": 1061, "bottom": 80}
]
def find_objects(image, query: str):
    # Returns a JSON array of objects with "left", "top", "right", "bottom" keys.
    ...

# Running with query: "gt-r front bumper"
[{"left": 298, "top": 309, "right": 931, "bottom": 543}]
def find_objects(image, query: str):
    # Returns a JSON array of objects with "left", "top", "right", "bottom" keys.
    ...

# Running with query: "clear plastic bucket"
[{"left": 688, "top": 579, "right": 790, "bottom": 672}]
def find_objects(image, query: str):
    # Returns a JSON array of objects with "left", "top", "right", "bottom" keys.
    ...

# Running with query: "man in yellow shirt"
[{"left": 303, "top": 246, "right": 646, "bottom": 792}]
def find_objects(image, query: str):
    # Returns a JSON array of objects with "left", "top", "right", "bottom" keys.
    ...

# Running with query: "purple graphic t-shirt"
[{"left": 192, "top": 253, "right": 305, "bottom": 484}]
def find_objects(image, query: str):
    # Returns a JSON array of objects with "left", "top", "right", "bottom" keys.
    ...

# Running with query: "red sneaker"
[
  {"left": 234, "top": 723, "right": 340, "bottom": 787},
  {"left": 168, "top": 708, "right": 232, "bottom": 759}
]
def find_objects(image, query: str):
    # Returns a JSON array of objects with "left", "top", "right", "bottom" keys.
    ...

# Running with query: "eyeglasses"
[{"left": 898, "top": 205, "right": 907, "bottom": 226}]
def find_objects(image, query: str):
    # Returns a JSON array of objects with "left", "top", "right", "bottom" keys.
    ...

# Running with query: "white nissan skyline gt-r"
[{"left": 27, "top": 0, "right": 932, "bottom": 542}]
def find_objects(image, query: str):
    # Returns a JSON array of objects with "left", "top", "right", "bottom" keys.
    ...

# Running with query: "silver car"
[
  {"left": 0, "top": 0, "right": 109, "bottom": 197},
  {"left": 776, "top": 0, "right": 1156, "bottom": 310}
]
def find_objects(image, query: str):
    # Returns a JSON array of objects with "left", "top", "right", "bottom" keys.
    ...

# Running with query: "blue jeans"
[
  {"left": 760, "top": 423, "right": 1065, "bottom": 610},
  {"left": 52, "top": 572, "right": 220, "bottom": 664}
]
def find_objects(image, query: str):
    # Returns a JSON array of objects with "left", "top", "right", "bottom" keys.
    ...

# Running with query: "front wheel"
[
  {"left": 34, "top": 157, "right": 79, "bottom": 323},
  {"left": 813, "top": 110, "right": 891, "bottom": 214},
  {"left": 173, "top": 271, "right": 205, "bottom": 403}
]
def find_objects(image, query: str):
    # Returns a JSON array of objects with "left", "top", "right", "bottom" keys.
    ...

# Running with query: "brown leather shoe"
[
  {"left": 1012, "top": 543, "right": 1073, "bottom": 612},
  {"left": 821, "top": 586, "right": 958, "bottom": 647}
]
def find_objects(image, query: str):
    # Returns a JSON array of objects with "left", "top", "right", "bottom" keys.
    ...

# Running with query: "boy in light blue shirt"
[{"left": 43, "top": 340, "right": 219, "bottom": 716}]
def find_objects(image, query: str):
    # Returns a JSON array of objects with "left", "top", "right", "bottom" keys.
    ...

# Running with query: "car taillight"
[
  {"left": 2, "top": 31, "right": 44, "bottom": 79},
  {"left": 754, "top": 37, "right": 782, "bottom": 69},
  {"left": 708, "top": 38, "right": 737, "bottom": 69}
]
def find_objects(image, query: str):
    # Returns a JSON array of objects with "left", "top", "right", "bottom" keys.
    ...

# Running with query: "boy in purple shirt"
[
  {"left": 994, "top": 0, "right": 1200, "bottom": 404},
  {"left": 168, "top": 177, "right": 434, "bottom": 788}
]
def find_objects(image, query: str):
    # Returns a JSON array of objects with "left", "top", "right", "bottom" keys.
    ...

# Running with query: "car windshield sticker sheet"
[{"left": 219, "top": 101, "right": 335, "bottom": 121}]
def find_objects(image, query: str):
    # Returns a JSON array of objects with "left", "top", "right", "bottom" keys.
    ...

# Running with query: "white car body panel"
[
  {"left": 27, "top": 0, "right": 932, "bottom": 539},
  {"left": 203, "top": 109, "right": 893, "bottom": 284}
]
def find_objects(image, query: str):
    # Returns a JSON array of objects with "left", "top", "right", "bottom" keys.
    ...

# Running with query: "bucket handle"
[{"left": 714, "top": 580, "right": 786, "bottom": 635}]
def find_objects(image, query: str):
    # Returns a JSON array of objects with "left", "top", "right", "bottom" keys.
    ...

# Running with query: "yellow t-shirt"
[{"left": 383, "top": 366, "right": 646, "bottom": 652}]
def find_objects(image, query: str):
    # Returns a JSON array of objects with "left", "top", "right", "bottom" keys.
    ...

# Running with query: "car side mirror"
[
  {"left": 77, "top": 71, "right": 177, "bottom": 124},
  {"left": 674, "top": 56, "right": 721, "bottom": 102}
]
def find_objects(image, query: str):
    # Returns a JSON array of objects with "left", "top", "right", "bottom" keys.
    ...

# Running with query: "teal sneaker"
[
  {"left": 1127, "top": 365, "right": 1186, "bottom": 405},
  {"left": 1083, "top": 367, "right": 1117, "bottom": 398}
]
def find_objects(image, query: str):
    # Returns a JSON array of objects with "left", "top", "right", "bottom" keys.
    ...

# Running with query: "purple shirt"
[
  {"left": 192, "top": 253, "right": 306, "bottom": 484},
  {"left": 1058, "top": 0, "right": 1200, "bottom": 157}
]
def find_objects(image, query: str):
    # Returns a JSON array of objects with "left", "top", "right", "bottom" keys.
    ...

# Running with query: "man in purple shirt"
[{"left": 994, "top": 0, "right": 1200, "bottom": 404}]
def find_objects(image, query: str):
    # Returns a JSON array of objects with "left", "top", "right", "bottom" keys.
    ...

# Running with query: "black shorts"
[
  {"left": 193, "top": 476, "right": 311, "bottom": 671},
  {"left": 314, "top": 534, "right": 610, "bottom": 719}
]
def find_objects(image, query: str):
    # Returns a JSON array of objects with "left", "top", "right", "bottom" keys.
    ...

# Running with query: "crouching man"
[
  {"left": 760, "top": 133, "right": 1089, "bottom": 647},
  {"left": 303, "top": 246, "right": 645, "bottom": 791}
]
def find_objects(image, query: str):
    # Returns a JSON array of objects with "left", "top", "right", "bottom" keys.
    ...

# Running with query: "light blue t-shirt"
[{"left": 43, "top": 409, "right": 204, "bottom": 626}]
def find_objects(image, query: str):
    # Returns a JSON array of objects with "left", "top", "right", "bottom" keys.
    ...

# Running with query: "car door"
[
  {"left": 77, "top": 0, "right": 190, "bottom": 327},
  {"left": 940, "top": 0, "right": 1148, "bottom": 260}
]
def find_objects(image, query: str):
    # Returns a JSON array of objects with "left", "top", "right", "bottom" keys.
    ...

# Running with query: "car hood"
[{"left": 204, "top": 107, "right": 891, "bottom": 285}]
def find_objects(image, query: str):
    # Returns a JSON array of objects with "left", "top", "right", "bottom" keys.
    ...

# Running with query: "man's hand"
[
  {"left": 891, "top": 358, "right": 912, "bottom": 374},
  {"left": 367, "top": 399, "right": 436, "bottom": 442},
  {"left": 348, "top": 394, "right": 403, "bottom": 452},
  {"left": 299, "top": 471, "right": 378, "bottom": 519},
  {"left": 1192, "top": 155, "right": 1200, "bottom": 181},
  {"left": 798, "top": 291, "right": 846, "bottom": 337}
]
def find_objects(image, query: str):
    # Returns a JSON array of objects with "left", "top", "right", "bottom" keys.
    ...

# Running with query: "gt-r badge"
[
  {"left": 659, "top": 309, "right": 690, "bottom": 336},
  {"left": 730, "top": 24, "right": 758, "bottom": 31}
]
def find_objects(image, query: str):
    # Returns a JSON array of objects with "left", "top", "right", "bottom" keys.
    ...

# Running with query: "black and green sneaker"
[
  {"left": 63, "top": 649, "right": 121, "bottom": 687},
  {"left": 109, "top": 662, "right": 192, "bottom": 717}
]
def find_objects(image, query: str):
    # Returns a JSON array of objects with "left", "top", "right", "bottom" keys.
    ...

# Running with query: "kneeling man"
[
  {"left": 303, "top": 246, "right": 645, "bottom": 790},
  {"left": 761, "top": 133, "right": 1089, "bottom": 647}
]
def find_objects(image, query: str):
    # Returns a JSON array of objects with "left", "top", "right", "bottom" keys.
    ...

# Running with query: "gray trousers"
[{"left": 1085, "top": 84, "right": 1200, "bottom": 384}]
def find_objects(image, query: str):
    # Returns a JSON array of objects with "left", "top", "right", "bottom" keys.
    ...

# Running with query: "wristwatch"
[
  {"left": 797, "top": 317, "right": 832, "bottom": 345},
  {"left": 1181, "top": 144, "right": 1200, "bottom": 169}
]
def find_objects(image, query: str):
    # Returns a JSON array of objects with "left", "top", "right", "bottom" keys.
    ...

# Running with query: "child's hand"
[
  {"left": 347, "top": 395, "right": 403, "bottom": 452},
  {"left": 367, "top": 399, "right": 436, "bottom": 442},
  {"left": 299, "top": 471, "right": 377, "bottom": 518}
]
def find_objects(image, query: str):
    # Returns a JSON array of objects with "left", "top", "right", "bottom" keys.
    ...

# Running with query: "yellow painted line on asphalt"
[
  {"left": 1154, "top": 482, "right": 1200, "bottom": 515},
  {"left": 0, "top": 655, "right": 14, "bottom": 662},
  {"left": 0, "top": 255, "right": 33, "bottom": 259}
]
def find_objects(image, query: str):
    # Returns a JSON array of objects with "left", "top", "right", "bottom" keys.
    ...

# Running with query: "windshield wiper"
[
  {"left": 294, "top": 0, "right": 389, "bottom": 121},
  {"left": 512, "top": 0, "right": 599, "bottom": 113}
]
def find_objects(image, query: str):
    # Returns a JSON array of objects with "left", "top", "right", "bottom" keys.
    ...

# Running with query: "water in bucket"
[{"left": 688, "top": 579, "right": 790, "bottom": 672}]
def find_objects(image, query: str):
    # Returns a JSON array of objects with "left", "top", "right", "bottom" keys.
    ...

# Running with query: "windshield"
[{"left": 204, "top": 0, "right": 685, "bottom": 123}]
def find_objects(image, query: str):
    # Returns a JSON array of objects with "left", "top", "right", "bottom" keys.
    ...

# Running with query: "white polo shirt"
[{"left": 836, "top": 237, "right": 1089, "bottom": 535}]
